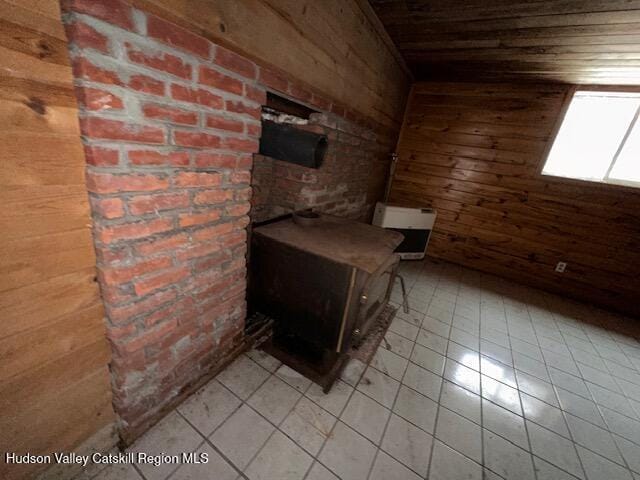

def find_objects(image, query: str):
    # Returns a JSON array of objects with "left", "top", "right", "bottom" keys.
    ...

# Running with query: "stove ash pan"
[{"left": 259, "top": 120, "right": 328, "bottom": 169}]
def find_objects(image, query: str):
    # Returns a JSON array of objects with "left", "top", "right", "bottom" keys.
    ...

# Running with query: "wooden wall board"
[{"left": 389, "top": 81, "right": 640, "bottom": 317}]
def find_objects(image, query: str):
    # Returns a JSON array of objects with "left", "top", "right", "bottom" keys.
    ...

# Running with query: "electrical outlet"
[{"left": 555, "top": 262, "right": 567, "bottom": 273}]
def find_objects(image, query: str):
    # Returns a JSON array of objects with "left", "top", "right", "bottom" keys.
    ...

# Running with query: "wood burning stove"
[{"left": 248, "top": 213, "right": 403, "bottom": 391}]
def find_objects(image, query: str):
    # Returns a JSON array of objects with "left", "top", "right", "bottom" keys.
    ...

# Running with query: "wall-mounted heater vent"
[{"left": 372, "top": 202, "right": 437, "bottom": 260}]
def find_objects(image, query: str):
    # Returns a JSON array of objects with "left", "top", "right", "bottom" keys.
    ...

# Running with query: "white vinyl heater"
[{"left": 372, "top": 202, "right": 437, "bottom": 260}]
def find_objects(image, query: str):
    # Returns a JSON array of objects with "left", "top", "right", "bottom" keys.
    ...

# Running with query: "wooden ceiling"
[{"left": 369, "top": 0, "right": 640, "bottom": 84}]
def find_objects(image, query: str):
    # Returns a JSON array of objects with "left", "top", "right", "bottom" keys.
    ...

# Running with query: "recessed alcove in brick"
[{"left": 251, "top": 111, "right": 384, "bottom": 223}]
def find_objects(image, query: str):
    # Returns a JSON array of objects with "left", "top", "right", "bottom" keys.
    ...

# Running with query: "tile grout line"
[
  {"left": 526, "top": 298, "right": 589, "bottom": 480},
  {"left": 366, "top": 268, "right": 438, "bottom": 480},
  {"left": 176, "top": 413, "right": 249, "bottom": 480},
  {"left": 188, "top": 357, "right": 276, "bottom": 478},
  {"left": 301, "top": 355, "right": 369, "bottom": 480},
  {"left": 425, "top": 269, "right": 461, "bottom": 480},
  {"left": 230, "top": 360, "right": 329, "bottom": 478},
  {"left": 191, "top": 356, "right": 296, "bottom": 478},
  {"left": 501, "top": 293, "right": 640, "bottom": 459},
  {"left": 548, "top": 311, "right": 636, "bottom": 474},
  {"left": 500, "top": 290, "right": 540, "bottom": 480}
]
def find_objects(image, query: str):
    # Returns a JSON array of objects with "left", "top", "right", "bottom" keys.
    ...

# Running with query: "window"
[{"left": 542, "top": 90, "right": 640, "bottom": 188}]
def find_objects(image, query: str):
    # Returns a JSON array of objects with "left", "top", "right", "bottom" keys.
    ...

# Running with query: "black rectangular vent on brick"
[{"left": 258, "top": 93, "right": 328, "bottom": 169}]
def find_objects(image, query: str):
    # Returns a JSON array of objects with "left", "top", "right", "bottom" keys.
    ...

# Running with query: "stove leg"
[{"left": 396, "top": 274, "right": 410, "bottom": 314}]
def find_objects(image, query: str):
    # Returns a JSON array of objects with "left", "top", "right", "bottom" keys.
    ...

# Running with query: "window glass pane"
[
  {"left": 542, "top": 92, "right": 639, "bottom": 182},
  {"left": 609, "top": 120, "right": 640, "bottom": 184}
]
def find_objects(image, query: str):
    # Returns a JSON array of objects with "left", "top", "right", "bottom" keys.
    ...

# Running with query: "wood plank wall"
[
  {"left": 0, "top": 1, "right": 116, "bottom": 478},
  {"left": 389, "top": 82, "right": 640, "bottom": 317},
  {"left": 131, "top": 0, "right": 411, "bottom": 130}
]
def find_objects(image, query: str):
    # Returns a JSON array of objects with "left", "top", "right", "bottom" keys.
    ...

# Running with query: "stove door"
[{"left": 350, "top": 253, "right": 400, "bottom": 347}]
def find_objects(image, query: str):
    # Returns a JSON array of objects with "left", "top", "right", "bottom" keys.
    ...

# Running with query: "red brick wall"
[
  {"left": 62, "top": 0, "right": 400, "bottom": 442},
  {"left": 62, "top": 0, "right": 262, "bottom": 439}
]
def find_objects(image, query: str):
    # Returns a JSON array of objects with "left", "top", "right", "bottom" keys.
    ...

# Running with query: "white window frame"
[{"left": 540, "top": 86, "right": 640, "bottom": 189}]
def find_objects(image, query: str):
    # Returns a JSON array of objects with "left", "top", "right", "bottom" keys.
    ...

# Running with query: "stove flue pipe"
[{"left": 259, "top": 120, "right": 328, "bottom": 169}]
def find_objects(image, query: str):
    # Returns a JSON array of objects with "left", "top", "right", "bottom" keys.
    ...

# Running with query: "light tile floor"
[{"left": 87, "top": 259, "right": 640, "bottom": 480}]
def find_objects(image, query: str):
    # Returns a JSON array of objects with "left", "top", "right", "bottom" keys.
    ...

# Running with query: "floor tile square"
[
  {"left": 411, "top": 343, "right": 446, "bottom": 375},
  {"left": 403, "top": 362, "right": 442, "bottom": 401},
  {"left": 601, "top": 407, "right": 640, "bottom": 445},
  {"left": 565, "top": 413, "right": 624, "bottom": 465},
  {"left": 548, "top": 367, "right": 590, "bottom": 398},
  {"left": 447, "top": 342, "right": 480, "bottom": 371},
  {"left": 245, "top": 349, "right": 281, "bottom": 373},
  {"left": 422, "top": 316, "right": 451, "bottom": 338},
  {"left": 516, "top": 370, "right": 559, "bottom": 407},
  {"left": 556, "top": 387, "right": 606, "bottom": 428},
  {"left": 481, "top": 327, "right": 510, "bottom": 349},
  {"left": 483, "top": 429, "right": 535, "bottom": 480},
  {"left": 210, "top": 404, "right": 274, "bottom": 470},
  {"left": 170, "top": 443, "right": 237, "bottom": 480},
  {"left": 480, "top": 355, "right": 517, "bottom": 388},
  {"left": 416, "top": 328, "right": 448, "bottom": 354},
  {"left": 444, "top": 358, "right": 480, "bottom": 395},
  {"left": 429, "top": 440, "right": 482, "bottom": 480},
  {"left": 513, "top": 353, "right": 551, "bottom": 381},
  {"left": 614, "top": 434, "right": 640, "bottom": 474},
  {"left": 482, "top": 399, "right": 528, "bottom": 449},
  {"left": 280, "top": 397, "right": 336, "bottom": 456},
  {"left": 480, "top": 339, "right": 513, "bottom": 365},
  {"left": 245, "top": 430, "right": 313, "bottom": 480},
  {"left": 481, "top": 375, "right": 522, "bottom": 415},
  {"left": 369, "top": 450, "right": 422, "bottom": 480},
  {"left": 435, "top": 407, "right": 482, "bottom": 463},
  {"left": 533, "top": 455, "right": 579, "bottom": 480},
  {"left": 370, "top": 347, "right": 409, "bottom": 381},
  {"left": 306, "top": 379, "right": 353, "bottom": 416},
  {"left": 587, "top": 382, "right": 637, "bottom": 418},
  {"left": 305, "top": 462, "right": 339, "bottom": 480},
  {"left": 510, "top": 337, "right": 544, "bottom": 362},
  {"left": 382, "top": 331, "right": 415, "bottom": 358},
  {"left": 579, "top": 363, "right": 622, "bottom": 393},
  {"left": 381, "top": 414, "right": 433, "bottom": 476},
  {"left": 395, "top": 308, "right": 425, "bottom": 328},
  {"left": 521, "top": 392, "right": 569, "bottom": 437},
  {"left": 389, "top": 317, "right": 420, "bottom": 341},
  {"left": 128, "top": 412, "right": 203, "bottom": 480},
  {"left": 440, "top": 380, "right": 481, "bottom": 424},
  {"left": 357, "top": 366, "right": 400, "bottom": 408},
  {"left": 216, "top": 355, "right": 270, "bottom": 400},
  {"left": 247, "top": 375, "right": 302, "bottom": 425},
  {"left": 318, "top": 422, "right": 377, "bottom": 480},
  {"left": 449, "top": 327, "right": 480, "bottom": 351},
  {"left": 276, "top": 364, "right": 313, "bottom": 392},
  {"left": 340, "top": 358, "right": 367, "bottom": 386},
  {"left": 526, "top": 421, "right": 584, "bottom": 479},
  {"left": 577, "top": 447, "right": 632, "bottom": 480},
  {"left": 543, "top": 350, "right": 580, "bottom": 377},
  {"left": 341, "top": 390, "right": 390, "bottom": 444},
  {"left": 451, "top": 316, "right": 480, "bottom": 337},
  {"left": 178, "top": 380, "right": 241, "bottom": 436},
  {"left": 393, "top": 385, "right": 438, "bottom": 434}
]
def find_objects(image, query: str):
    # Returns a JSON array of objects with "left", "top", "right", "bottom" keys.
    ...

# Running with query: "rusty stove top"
[{"left": 252, "top": 213, "right": 403, "bottom": 274}]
